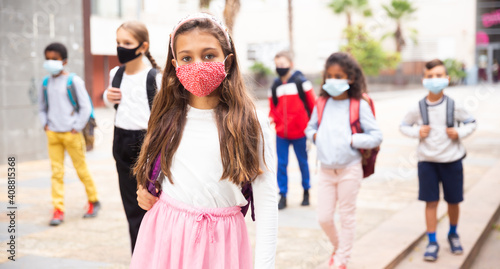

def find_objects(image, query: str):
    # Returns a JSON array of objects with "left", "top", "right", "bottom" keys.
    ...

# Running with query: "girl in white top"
[
  {"left": 132, "top": 13, "right": 278, "bottom": 269},
  {"left": 102, "top": 21, "right": 161, "bottom": 253}
]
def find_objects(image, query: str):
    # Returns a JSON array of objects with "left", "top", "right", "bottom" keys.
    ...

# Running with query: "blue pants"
[{"left": 276, "top": 135, "right": 311, "bottom": 196}]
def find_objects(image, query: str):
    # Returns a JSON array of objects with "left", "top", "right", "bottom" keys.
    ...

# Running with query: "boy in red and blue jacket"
[{"left": 269, "top": 51, "right": 316, "bottom": 209}]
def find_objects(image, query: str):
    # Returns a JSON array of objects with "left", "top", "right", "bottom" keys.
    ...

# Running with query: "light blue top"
[
  {"left": 305, "top": 98, "right": 383, "bottom": 169},
  {"left": 38, "top": 74, "right": 91, "bottom": 132}
]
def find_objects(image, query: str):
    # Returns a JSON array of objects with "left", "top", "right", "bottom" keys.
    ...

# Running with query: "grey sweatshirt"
[
  {"left": 305, "top": 98, "right": 383, "bottom": 169},
  {"left": 38, "top": 74, "right": 91, "bottom": 132},
  {"left": 400, "top": 96, "right": 477, "bottom": 163}
]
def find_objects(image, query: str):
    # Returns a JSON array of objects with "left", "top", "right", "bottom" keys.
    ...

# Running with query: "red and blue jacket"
[{"left": 268, "top": 70, "right": 316, "bottom": 139}]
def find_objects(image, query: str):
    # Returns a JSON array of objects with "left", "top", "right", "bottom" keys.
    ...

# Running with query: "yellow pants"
[{"left": 46, "top": 130, "right": 98, "bottom": 212}]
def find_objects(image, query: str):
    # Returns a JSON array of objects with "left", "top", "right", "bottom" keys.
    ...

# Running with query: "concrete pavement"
[{"left": 0, "top": 84, "right": 499, "bottom": 268}]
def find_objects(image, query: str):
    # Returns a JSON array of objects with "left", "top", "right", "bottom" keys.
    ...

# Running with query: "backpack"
[
  {"left": 271, "top": 74, "right": 311, "bottom": 117},
  {"left": 316, "top": 93, "right": 379, "bottom": 178},
  {"left": 43, "top": 73, "right": 97, "bottom": 151},
  {"left": 148, "top": 151, "right": 256, "bottom": 221},
  {"left": 111, "top": 65, "right": 158, "bottom": 110},
  {"left": 419, "top": 95, "right": 455, "bottom": 127}
]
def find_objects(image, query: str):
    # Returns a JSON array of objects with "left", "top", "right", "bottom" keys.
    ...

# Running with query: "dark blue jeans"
[{"left": 276, "top": 135, "right": 311, "bottom": 196}]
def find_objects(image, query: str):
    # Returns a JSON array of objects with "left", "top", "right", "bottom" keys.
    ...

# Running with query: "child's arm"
[
  {"left": 38, "top": 83, "right": 48, "bottom": 130},
  {"left": 399, "top": 105, "right": 422, "bottom": 138},
  {"left": 72, "top": 76, "right": 92, "bottom": 132},
  {"left": 303, "top": 80, "right": 317, "bottom": 116},
  {"left": 453, "top": 102, "right": 477, "bottom": 139},
  {"left": 352, "top": 101, "right": 383, "bottom": 149},
  {"left": 252, "top": 112, "right": 278, "bottom": 269},
  {"left": 305, "top": 106, "right": 319, "bottom": 143},
  {"left": 103, "top": 67, "right": 120, "bottom": 107}
]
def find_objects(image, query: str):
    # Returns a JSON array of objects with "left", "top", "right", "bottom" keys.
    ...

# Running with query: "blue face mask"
[
  {"left": 322, "top": 79, "right": 350, "bottom": 97},
  {"left": 43, "top": 60, "right": 64, "bottom": 75},
  {"left": 422, "top": 78, "right": 449, "bottom": 94}
]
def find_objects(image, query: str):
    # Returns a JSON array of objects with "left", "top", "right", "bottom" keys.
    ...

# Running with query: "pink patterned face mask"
[{"left": 175, "top": 57, "right": 228, "bottom": 97}]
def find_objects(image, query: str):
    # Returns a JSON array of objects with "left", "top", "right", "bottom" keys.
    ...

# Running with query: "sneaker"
[
  {"left": 49, "top": 209, "right": 64, "bottom": 226},
  {"left": 337, "top": 265, "right": 347, "bottom": 269},
  {"left": 278, "top": 194, "right": 287, "bottom": 210},
  {"left": 448, "top": 233, "right": 463, "bottom": 255},
  {"left": 83, "top": 201, "right": 101, "bottom": 218},
  {"left": 423, "top": 242, "right": 439, "bottom": 261},
  {"left": 301, "top": 189, "right": 310, "bottom": 206}
]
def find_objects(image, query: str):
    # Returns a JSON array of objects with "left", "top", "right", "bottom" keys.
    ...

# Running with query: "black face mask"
[
  {"left": 117, "top": 43, "right": 143, "bottom": 64},
  {"left": 276, "top": 67, "right": 290, "bottom": 77}
]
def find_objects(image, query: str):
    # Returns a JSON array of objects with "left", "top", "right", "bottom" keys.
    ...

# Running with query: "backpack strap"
[
  {"left": 270, "top": 79, "right": 280, "bottom": 107},
  {"left": 445, "top": 95, "right": 455, "bottom": 128},
  {"left": 66, "top": 73, "right": 79, "bottom": 113},
  {"left": 240, "top": 182, "right": 255, "bottom": 221},
  {"left": 42, "top": 76, "right": 50, "bottom": 112},
  {"left": 294, "top": 76, "right": 311, "bottom": 117},
  {"left": 349, "top": 97, "right": 362, "bottom": 134},
  {"left": 111, "top": 65, "right": 126, "bottom": 110},
  {"left": 316, "top": 96, "right": 329, "bottom": 126},
  {"left": 146, "top": 68, "right": 158, "bottom": 110},
  {"left": 419, "top": 97, "right": 430, "bottom": 125}
]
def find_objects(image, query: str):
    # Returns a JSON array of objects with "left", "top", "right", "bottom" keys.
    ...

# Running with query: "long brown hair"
[
  {"left": 118, "top": 21, "right": 160, "bottom": 70},
  {"left": 133, "top": 18, "right": 264, "bottom": 188}
]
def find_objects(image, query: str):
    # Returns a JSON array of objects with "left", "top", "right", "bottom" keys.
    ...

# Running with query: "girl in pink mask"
[{"left": 130, "top": 13, "right": 278, "bottom": 269}]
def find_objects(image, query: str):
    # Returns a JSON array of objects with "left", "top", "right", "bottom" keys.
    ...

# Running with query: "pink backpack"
[{"left": 316, "top": 93, "right": 379, "bottom": 178}]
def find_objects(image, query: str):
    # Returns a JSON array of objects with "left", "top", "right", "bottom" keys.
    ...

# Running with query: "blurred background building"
[{"left": 1, "top": 0, "right": 499, "bottom": 163}]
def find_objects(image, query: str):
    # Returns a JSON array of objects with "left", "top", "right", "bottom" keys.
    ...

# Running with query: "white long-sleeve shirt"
[
  {"left": 400, "top": 96, "right": 477, "bottom": 163},
  {"left": 160, "top": 106, "right": 278, "bottom": 268},
  {"left": 38, "top": 74, "right": 91, "bottom": 132},
  {"left": 103, "top": 66, "right": 161, "bottom": 130},
  {"left": 305, "top": 98, "right": 383, "bottom": 169}
]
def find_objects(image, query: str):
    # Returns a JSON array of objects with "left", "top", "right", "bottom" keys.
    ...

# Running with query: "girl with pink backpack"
[{"left": 305, "top": 52, "right": 383, "bottom": 269}]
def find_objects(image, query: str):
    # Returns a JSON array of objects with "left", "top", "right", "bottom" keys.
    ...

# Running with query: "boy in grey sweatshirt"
[{"left": 400, "top": 59, "right": 476, "bottom": 262}]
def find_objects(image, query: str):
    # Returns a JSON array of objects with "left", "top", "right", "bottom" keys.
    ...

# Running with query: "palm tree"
[
  {"left": 328, "top": 0, "right": 372, "bottom": 26},
  {"left": 198, "top": 0, "right": 240, "bottom": 36},
  {"left": 199, "top": 0, "right": 210, "bottom": 9},
  {"left": 382, "top": 0, "right": 417, "bottom": 52},
  {"left": 223, "top": 0, "right": 240, "bottom": 35}
]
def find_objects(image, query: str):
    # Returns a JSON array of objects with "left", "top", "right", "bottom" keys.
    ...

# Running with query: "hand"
[
  {"left": 420, "top": 125, "right": 431, "bottom": 138},
  {"left": 446, "top": 128, "right": 459, "bottom": 140},
  {"left": 106, "top": 87, "right": 122, "bottom": 104},
  {"left": 137, "top": 185, "right": 158, "bottom": 211},
  {"left": 71, "top": 129, "right": 78, "bottom": 134},
  {"left": 44, "top": 125, "right": 49, "bottom": 131}
]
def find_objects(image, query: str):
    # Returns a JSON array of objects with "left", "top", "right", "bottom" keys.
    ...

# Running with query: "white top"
[
  {"left": 103, "top": 66, "right": 161, "bottom": 130},
  {"left": 161, "top": 106, "right": 278, "bottom": 268},
  {"left": 400, "top": 96, "right": 477, "bottom": 163},
  {"left": 305, "top": 98, "right": 383, "bottom": 169}
]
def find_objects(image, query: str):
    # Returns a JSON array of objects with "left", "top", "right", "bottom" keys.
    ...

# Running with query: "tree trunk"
[
  {"left": 395, "top": 22, "right": 405, "bottom": 53},
  {"left": 347, "top": 12, "right": 352, "bottom": 26},
  {"left": 223, "top": 0, "right": 240, "bottom": 35},
  {"left": 199, "top": 0, "right": 210, "bottom": 9},
  {"left": 288, "top": 0, "right": 294, "bottom": 57}
]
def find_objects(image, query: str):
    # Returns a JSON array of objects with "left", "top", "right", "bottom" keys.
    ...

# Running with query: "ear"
[
  {"left": 348, "top": 76, "right": 355, "bottom": 84},
  {"left": 138, "top": 42, "right": 149, "bottom": 54},
  {"left": 171, "top": 58, "right": 177, "bottom": 68},
  {"left": 224, "top": 53, "right": 234, "bottom": 73},
  {"left": 62, "top": 59, "right": 68, "bottom": 66}
]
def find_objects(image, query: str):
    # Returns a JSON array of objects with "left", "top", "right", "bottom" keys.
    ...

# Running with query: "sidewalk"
[{"left": 0, "top": 85, "right": 499, "bottom": 268}]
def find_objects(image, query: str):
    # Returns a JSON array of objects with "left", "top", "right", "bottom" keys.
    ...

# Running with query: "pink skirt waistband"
[{"left": 158, "top": 192, "right": 242, "bottom": 218}]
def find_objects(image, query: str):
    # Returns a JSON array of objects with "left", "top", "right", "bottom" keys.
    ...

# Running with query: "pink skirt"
[{"left": 130, "top": 193, "right": 252, "bottom": 269}]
